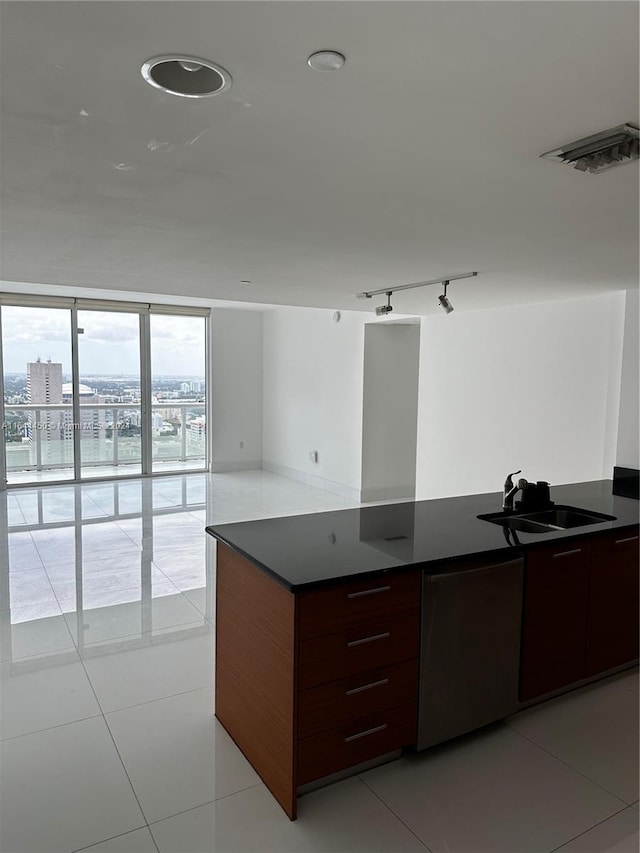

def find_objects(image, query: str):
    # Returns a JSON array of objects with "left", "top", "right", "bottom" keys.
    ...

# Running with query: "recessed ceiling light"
[
  {"left": 141, "top": 55, "right": 232, "bottom": 98},
  {"left": 307, "top": 51, "right": 346, "bottom": 72}
]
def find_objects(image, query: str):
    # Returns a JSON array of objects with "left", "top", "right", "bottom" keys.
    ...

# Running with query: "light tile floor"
[{"left": 0, "top": 471, "right": 637, "bottom": 853}]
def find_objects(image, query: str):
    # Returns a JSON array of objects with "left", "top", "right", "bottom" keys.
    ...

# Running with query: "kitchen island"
[{"left": 206, "top": 479, "right": 639, "bottom": 819}]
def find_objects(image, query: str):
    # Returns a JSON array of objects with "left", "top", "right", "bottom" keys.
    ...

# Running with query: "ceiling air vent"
[{"left": 540, "top": 123, "right": 639, "bottom": 174}]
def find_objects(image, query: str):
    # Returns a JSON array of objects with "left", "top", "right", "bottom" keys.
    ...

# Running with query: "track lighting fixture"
[
  {"left": 375, "top": 292, "right": 393, "bottom": 316},
  {"left": 438, "top": 281, "right": 454, "bottom": 314},
  {"left": 357, "top": 271, "right": 476, "bottom": 315}
]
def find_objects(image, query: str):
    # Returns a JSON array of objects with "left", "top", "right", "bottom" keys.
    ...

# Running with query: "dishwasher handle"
[{"left": 425, "top": 558, "right": 523, "bottom": 583}]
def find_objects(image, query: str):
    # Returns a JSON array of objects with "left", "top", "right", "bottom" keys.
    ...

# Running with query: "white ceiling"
[{"left": 0, "top": 1, "right": 638, "bottom": 315}]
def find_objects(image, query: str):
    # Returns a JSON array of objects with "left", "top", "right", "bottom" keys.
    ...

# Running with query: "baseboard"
[
  {"left": 209, "top": 461, "right": 413, "bottom": 505},
  {"left": 360, "top": 485, "right": 416, "bottom": 503},
  {"left": 210, "top": 460, "right": 263, "bottom": 473},
  {"left": 262, "top": 461, "right": 362, "bottom": 502}
]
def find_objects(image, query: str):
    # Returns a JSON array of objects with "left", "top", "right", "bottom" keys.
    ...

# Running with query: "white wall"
[
  {"left": 262, "top": 307, "right": 368, "bottom": 499},
  {"left": 415, "top": 292, "right": 625, "bottom": 500},
  {"left": 361, "top": 323, "right": 420, "bottom": 501},
  {"left": 616, "top": 289, "right": 639, "bottom": 469},
  {"left": 251, "top": 291, "right": 629, "bottom": 501},
  {"left": 210, "top": 309, "right": 263, "bottom": 472}
]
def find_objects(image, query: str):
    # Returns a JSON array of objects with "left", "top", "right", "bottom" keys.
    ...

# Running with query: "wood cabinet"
[
  {"left": 215, "top": 544, "right": 420, "bottom": 820},
  {"left": 586, "top": 529, "right": 639, "bottom": 676},
  {"left": 519, "top": 538, "right": 591, "bottom": 702},
  {"left": 215, "top": 525, "right": 639, "bottom": 818},
  {"left": 520, "top": 526, "right": 639, "bottom": 702}
]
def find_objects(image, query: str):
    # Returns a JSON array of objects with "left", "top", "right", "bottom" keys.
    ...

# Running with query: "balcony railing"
[{"left": 3, "top": 402, "right": 206, "bottom": 473}]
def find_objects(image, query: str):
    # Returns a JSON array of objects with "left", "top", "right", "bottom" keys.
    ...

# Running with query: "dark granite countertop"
[{"left": 206, "top": 480, "right": 639, "bottom": 591}]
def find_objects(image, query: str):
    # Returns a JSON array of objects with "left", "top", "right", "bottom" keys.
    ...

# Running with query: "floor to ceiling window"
[
  {"left": 1, "top": 305, "right": 75, "bottom": 484},
  {"left": 0, "top": 296, "right": 209, "bottom": 487},
  {"left": 150, "top": 313, "right": 207, "bottom": 474},
  {"left": 78, "top": 309, "right": 143, "bottom": 479}
]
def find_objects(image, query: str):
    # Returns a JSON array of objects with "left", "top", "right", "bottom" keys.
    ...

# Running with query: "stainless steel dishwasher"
[{"left": 418, "top": 555, "right": 524, "bottom": 751}]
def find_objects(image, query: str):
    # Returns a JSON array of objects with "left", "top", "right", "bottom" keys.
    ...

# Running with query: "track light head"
[
  {"left": 375, "top": 292, "right": 393, "bottom": 316},
  {"left": 438, "top": 294, "right": 454, "bottom": 314},
  {"left": 438, "top": 280, "right": 454, "bottom": 314}
]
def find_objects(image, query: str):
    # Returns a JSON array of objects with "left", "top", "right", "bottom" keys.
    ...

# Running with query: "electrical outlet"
[
  {"left": 239, "top": 441, "right": 244, "bottom": 449},
  {"left": 309, "top": 450, "right": 318, "bottom": 463}
]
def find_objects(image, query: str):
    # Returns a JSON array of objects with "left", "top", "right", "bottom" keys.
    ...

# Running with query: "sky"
[{"left": 1, "top": 306, "right": 205, "bottom": 376}]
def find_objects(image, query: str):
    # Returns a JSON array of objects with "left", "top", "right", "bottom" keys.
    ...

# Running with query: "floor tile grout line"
[
  {"left": 41, "top": 567, "right": 203, "bottom": 636},
  {"left": 0, "top": 645, "right": 79, "bottom": 666},
  {"left": 82, "top": 493, "right": 113, "bottom": 519},
  {"left": 72, "top": 641, "right": 220, "bottom": 834},
  {"left": 357, "top": 775, "right": 433, "bottom": 852},
  {"left": 148, "top": 560, "right": 185, "bottom": 593},
  {"left": 69, "top": 822, "right": 152, "bottom": 853},
  {"left": 75, "top": 649, "right": 154, "bottom": 831},
  {"left": 116, "top": 520, "right": 147, "bottom": 549},
  {"left": 505, "top": 724, "right": 633, "bottom": 806},
  {"left": 61, "top": 597, "right": 205, "bottom": 639},
  {"left": 146, "top": 781, "right": 264, "bottom": 829},
  {"left": 99, "top": 682, "right": 215, "bottom": 716},
  {"left": 64, "top": 610, "right": 210, "bottom": 654},
  {"left": 45, "top": 569, "right": 78, "bottom": 623},
  {"left": 547, "top": 803, "right": 633, "bottom": 853},
  {"left": 0, "top": 712, "right": 104, "bottom": 743}
]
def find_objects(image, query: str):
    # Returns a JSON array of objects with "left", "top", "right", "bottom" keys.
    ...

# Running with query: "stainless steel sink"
[
  {"left": 522, "top": 508, "right": 616, "bottom": 529},
  {"left": 478, "top": 505, "right": 617, "bottom": 534},
  {"left": 484, "top": 516, "right": 554, "bottom": 534}
]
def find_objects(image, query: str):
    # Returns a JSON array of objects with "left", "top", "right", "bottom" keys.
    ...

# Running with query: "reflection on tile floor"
[{"left": 0, "top": 471, "right": 638, "bottom": 853}]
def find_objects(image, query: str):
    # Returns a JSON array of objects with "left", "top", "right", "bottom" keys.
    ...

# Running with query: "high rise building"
[
  {"left": 61, "top": 383, "right": 105, "bottom": 438},
  {"left": 27, "top": 358, "right": 62, "bottom": 405},
  {"left": 26, "top": 358, "right": 63, "bottom": 445}
]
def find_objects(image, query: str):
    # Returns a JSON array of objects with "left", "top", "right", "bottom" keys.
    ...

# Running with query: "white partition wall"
[
  {"left": 262, "top": 294, "right": 627, "bottom": 503},
  {"left": 616, "top": 289, "right": 639, "bottom": 469},
  {"left": 210, "top": 309, "right": 263, "bottom": 473},
  {"left": 262, "top": 307, "right": 367, "bottom": 499},
  {"left": 361, "top": 322, "right": 421, "bottom": 502}
]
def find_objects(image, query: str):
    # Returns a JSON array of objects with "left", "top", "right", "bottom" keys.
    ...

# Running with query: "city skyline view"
[
  {"left": 3, "top": 358, "right": 206, "bottom": 479},
  {"left": 1, "top": 305, "right": 208, "bottom": 481},
  {"left": 4, "top": 369, "right": 205, "bottom": 403}
]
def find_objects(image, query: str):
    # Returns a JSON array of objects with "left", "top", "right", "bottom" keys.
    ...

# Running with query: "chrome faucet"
[{"left": 502, "top": 470, "right": 527, "bottom": 511}]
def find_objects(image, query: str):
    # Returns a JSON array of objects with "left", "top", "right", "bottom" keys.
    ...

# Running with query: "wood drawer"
[
  {"left": 298, "top": 659, "right": 418, "bottom": 739},
  {"left": 298, "top": 613, "right": 420, "bottom": 691},
  {"left": 297, "top": 702, "right": 417, "bottom": 786},
  {"left": 298, "top": 570, "right": 421, "bottom": 640}
]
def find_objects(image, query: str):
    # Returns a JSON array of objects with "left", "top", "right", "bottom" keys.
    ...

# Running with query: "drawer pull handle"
[
  {"left": 344, "top": 723, "right": 388, "bottom": 743},
  {"left": 347, "top": 631, "right": 390, "bottom": 648},
  {"left": 347, "top": 586, "right": 391, "bottom": 599},
  {"left": 552, "top": 548, "right": 582, "bottom": 558},
  {"left": 345, "top": 678, "right": 389, "bottom": 696},
  {"left": 615, "top": 536, "right": 639, "bottom": 545}
]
